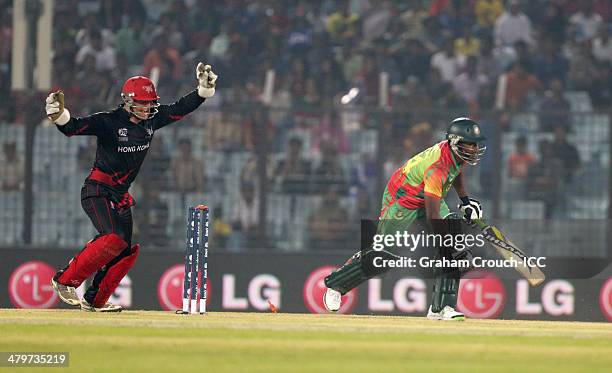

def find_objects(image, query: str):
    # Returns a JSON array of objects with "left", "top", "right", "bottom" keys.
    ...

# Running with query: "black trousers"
[{"left": 80, "top": 183, "right": 134, "bottom": 304}]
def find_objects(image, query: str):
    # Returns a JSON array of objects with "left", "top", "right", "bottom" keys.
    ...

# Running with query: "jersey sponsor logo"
[
  {"left": 8, "top": 261, "right": 59, "bottom": 309},
  {"left": 117, "top": 142, "right": 150, "bottom": 153},
  {"left": 457, "top": 270, "right": 506, "bottom": 319},
  {"left": 303, "top": 266, "right": 357, "bottom": 314}
]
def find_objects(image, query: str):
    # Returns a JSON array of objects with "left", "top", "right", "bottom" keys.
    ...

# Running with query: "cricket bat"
[{"left": 471, "top": 219, "right": 545, "bottom": 286}]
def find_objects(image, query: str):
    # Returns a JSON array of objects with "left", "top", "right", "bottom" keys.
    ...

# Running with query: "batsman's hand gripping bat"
[{"left": 470, "top": 219, "right": 545, "bottom": 286}]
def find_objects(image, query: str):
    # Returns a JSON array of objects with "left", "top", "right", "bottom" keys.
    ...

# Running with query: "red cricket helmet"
[{"left": 121, "top": 76, "right": 160, "bottom": 120}]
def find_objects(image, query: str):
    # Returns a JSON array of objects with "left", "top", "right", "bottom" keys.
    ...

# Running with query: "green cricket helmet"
[{"left": 446, "top": 117, "right": 486, "bottom": 165}]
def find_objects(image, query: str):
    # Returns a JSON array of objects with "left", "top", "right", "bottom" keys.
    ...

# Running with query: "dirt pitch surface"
[{"left": 1, "top": 309, "right": 611, "bottom": 372}]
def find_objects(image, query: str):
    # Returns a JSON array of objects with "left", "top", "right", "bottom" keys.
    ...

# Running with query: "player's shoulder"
[{"left": 427, "top": 141, "right": 456, "bottom": 168}]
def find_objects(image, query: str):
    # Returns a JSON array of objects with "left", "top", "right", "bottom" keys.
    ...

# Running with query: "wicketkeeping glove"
[
  {"left": 45, "top": 90, "right": 71, "bottom": 125},
  {"left": 196, "top": 62, "right": 217, "bottom": 98},
  {"left": 458, "top": 197, "right": 483, "bottom": 223}
]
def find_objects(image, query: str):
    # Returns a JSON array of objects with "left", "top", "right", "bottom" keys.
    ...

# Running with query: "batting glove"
[
  {"left": 196, "top": 62, "right": 217, "bottom": 98},
  {"left": 45, "top": 90, "right": 71, "bottom": 125},
  {"left": 458, "top": 197, "right": 483, "bottom": 223}
]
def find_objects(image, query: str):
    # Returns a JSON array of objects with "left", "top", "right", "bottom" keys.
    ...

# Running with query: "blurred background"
[{"left": 0, "top": 0, "right": 610, "bottom": 257}]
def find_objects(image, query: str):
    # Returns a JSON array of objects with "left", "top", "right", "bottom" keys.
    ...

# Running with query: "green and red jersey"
[{"left": 384, "top": 140, "right": 462, "bottom": 210}]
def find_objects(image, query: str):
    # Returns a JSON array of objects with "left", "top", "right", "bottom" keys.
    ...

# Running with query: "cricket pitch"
[{"left": 1, "top": 309, "right": 611, "bottom": 372}]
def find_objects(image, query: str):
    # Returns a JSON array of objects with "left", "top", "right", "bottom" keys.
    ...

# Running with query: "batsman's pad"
[
  {"left": 430, "top": 272, "right": 461, "bottom": 313},
  {"left": 324, "top": 249, "right": 399, "bottom": 295}
]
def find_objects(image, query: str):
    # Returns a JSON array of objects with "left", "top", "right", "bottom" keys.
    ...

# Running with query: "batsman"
[
  {"left": 46, "top": 63, "right": 217, "bottom": 312},
  {"left": 324, "top": 118, "right": 486, "bottom": 320}
]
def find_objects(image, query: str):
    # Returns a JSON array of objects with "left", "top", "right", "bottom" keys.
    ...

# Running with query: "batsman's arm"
[
  {"left": 423, "top": 163, "right": 451, "bottom": 233},
  {"left": 452, "top": 172, "right": 468, "bottom": 199},
  {"left": 425, "top": 195, "right": 450, "bottom": 235}
]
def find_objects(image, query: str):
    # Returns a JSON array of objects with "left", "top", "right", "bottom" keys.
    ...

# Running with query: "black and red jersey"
[{"left": 56, "top": 90, "right": 205, "bottom": 198}]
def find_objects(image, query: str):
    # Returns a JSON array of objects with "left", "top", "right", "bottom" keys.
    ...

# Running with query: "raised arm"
[
  {"left": 46, "top": 91, "right": 106, "bottom": 137},
  {"left": 154, "top": 63, "right": 217, "bottom": 130}
]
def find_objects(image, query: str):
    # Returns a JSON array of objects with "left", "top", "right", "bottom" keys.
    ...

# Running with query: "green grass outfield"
[{"left": 1, "top": 309, "right": 611, "bottom": 373}]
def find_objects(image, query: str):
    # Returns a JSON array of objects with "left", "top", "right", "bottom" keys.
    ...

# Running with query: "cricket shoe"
[
  {"left": 80, "top": 300, "right": 123, "bottom": 313},
  {"left": 51, "top": 275, "right": 81, "bottom": 306},
  {"left": 427, "top": 306, "right": 465, "bottom": 321},
  {"left": 323, "top": 288, "right": 342, "bottom": 312}
]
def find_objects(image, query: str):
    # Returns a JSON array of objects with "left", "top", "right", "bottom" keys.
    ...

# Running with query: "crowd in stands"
[{"left": 1, "top": 0, "right": 610, "bottom": 250}]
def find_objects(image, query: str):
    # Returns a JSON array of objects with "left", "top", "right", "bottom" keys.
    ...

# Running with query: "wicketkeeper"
[
  {"left": 46, "top": 63, "right": 217, "bottom": 312},
  {"left": 323, "top": 118, "right": 486, "bottom": 320}
]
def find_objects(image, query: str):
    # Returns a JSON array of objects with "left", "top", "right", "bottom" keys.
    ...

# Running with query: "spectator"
[
  {"left": 75, "top": 54, "right": 111, "bottom": 104},
  {"left": 494, "top": 0, "right": 534, "bottom": 47},
  {"left": 114, "top": 17, "right": 149, "bottom": 66},
  {"left": 508, "top": 136, "right": 536, "bottom": 180},
  {"left": 505, "top": 135, "right": 536, "bottom": 208},
  {"left": 539, "top": 1, "right": 567, "bottom": 45},
  {"left": 539, "top": 79, "right": 571, "bottom": 131},
  {"left": 422, "top": 16, "right": 445, "bottom": 52},
  {"left": 203, "top": 109, "right": 246, "bottom": 151},
  {"left": 474, "top": 0, "right": 504, "bottom": 31},
  {"left": 312, "top": 141, "right": 347, "bottom": 194},
  {"left": 153, "top": 13, "right": 185, "bottom": 53},
  {"left": 527, "top": 140, "right": 562, "bottom": 219},
  {"left": 275, "top": 137, "right": 311, "bottom": 194},
  {"left": 287, "top": 16, "right": 313, "bottom": 57},
  {"left": 140, "top": 188, "right": 169, "bottom": 248},
  {"left": 74, "top": 13, "right": 113, "bottom": 49},
  {"left": 294, "top": 78, "right": 321, "bottom": 109},
  {"left": 567, "top": 40, "right": 599, "bottom": 91},
  {"left": 171, "top": 139, "right": 205, "bottom": 193},
  {"left": 397, "top": 75, "right": 434, "bottom": 114},
  {"left": 139, "top": 137, "right": 170, "bottom": 192},
  {"left": 288, "top": 59, "right": 308, "bottom": 102},
  {"left": 208, "top": 23, "right": 231, "bottom": 63},
  {"left": 589, "top": 62, "right": 612, "bottom": 108},
  {"left": 497, "top": 61, "right": 542, "bottom": 110},
  {"left": 326, "top": 2, "right": 360, "bottom": 44},
  {"left": 400, "top": 38, "right": 432, "bottom": 81},
  {"left": 533, "top": 39, "right": 569, "bottom": 86},
  {"left": 550, "top": 126, "right": 581, "bottom": 182},
  {"left": 307, "top": 185, "right": 350, "bottom": 250},
  {"left": 356, "top": 54, "right": 380, "bottom": 105},
  {"left": 0, "top": 142, "right": 24, "bottom": 191},
  {"left": 594, "top": 0, "right": 612, "bottom": 22},
  {"left": 569, "top": 0, "right": 603, "bottom": 41},
  {"left": 428, "top": 67, "right": 468, "bottom": 110},
  {"left": 75, "top": 29, "right": 117, "bottom": 72},
  {"left": 229, "top": 182, "right": 260, "bottom": 250},
  {"left": 399, "top": 1, "right": 427, "bottom": 40},
  {"left": 512, "top": 40, "right": 533, "bottom": 73},
  {"left": 592, "top": 24, "right": 612, "bottom": 63},
  {"left": 452, "top": 55, "right": 488, "bottom": 109},
  {"left": 477, "top": 35, "right": 503, "bottom": 80},
  {"left": 143, "top": 34, "right": 182, "bottom": 86},
  {"left": 317, "top": 56, "right": 347, "bottom": 100},
  {"left": 77, "top": 137, "right": 97, "bottom": 174},
  {"left": 454, "top": 26, "right": 481, "bottom": 57},
  {"left": 430, "top": 37, "right": 465, "bottom": 82}
]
